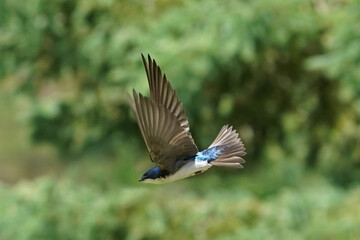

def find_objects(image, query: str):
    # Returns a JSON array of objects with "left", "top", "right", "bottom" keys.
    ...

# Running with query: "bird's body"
[
  {"left": 142, "top": 159, "right": 211, "bottom": 184},
  {"left": 141, "top": 146, "right": 223, "bottom": 184},
  {"left": 127, "top": 54, "right": 246, "bottom": 184}
]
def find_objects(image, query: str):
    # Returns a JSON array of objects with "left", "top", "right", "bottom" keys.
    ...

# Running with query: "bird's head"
[{"left": 139, "top": 166, "right": 163, "bottom": 183}]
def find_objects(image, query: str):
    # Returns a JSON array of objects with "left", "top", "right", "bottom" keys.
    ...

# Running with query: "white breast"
[{"left": 143, "top": 161, "right": 212, "bottom": 184}]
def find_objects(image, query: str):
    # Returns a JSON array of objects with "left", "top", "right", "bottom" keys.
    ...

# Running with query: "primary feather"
[{"left": 127, "top": 90, "right": 198, "bottom": 172}]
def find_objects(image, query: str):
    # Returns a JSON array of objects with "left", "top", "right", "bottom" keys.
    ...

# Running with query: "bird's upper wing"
[
  {"left": 127, "top": 90, "right": 198, "bottom": 172},
  {"left": 141, "top": 54, "right": 193, "bottom": 137}
]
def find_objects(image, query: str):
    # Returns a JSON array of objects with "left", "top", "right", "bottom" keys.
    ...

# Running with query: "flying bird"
[{"left": 127, "top": 54, "right": 246, "bottom": 184}]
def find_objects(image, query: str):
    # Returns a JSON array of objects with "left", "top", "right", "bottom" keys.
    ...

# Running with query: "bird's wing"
[
  {"left": 141, "top": 54, "right": 193, "bottom": 137},
  {"left": 127, "top": 90, "right": 198, "bottom": 172}
]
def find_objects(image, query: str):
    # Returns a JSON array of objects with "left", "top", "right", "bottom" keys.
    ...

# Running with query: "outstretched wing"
[
  {"left": 127, "top": 90, "right": 198, "bottom": 172},
  {"left": 141, "top": 54, "right": 192, "bottom": 135}
]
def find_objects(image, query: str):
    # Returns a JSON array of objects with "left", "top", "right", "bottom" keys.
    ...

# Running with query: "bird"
[{"left": 127, "top": 54, "right": 246, "bottom": 184}]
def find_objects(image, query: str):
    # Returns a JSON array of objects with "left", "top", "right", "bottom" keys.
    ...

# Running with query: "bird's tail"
[{"left": 207, "top": 125, "right": 246, "bottom": 168}]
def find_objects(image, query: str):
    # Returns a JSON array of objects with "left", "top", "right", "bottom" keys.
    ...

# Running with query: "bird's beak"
[{"left": 139, "top": 176, "right": 145, "bottom": 182}]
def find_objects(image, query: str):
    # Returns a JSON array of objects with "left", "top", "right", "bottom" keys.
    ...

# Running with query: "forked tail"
[{"left": 205, "top": 125, "right": 246, "bottom": 168}]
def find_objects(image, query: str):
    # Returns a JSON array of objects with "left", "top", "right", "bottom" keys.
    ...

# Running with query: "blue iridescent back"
[{"left": 195, "top": 146, "right": 223, "bottom": 162}]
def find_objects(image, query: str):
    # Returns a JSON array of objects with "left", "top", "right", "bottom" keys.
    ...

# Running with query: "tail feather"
[{"left": 208, "top": 125, "right": 246, "bottom": 168}]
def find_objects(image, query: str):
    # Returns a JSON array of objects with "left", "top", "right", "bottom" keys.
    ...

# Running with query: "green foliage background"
[{"left": 1, "top": 0, "right": 360, "bottom": 239}]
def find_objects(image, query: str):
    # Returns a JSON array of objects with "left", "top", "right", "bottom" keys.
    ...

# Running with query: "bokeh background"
[{"left": 1, "top": 0, "right": 360, "bottom": 239}]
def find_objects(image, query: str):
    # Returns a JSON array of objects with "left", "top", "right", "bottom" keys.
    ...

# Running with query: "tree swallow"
[{"left": 127, "top": 54, "right": 246, "bottom": 184}]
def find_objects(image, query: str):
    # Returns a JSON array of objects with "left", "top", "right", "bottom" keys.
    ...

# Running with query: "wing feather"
[
  {"left": 141, "top": 54, "right": 193, "bottom": 134},
  {"left": 127, "top": 90, "right": 198, "bottom": 172}
]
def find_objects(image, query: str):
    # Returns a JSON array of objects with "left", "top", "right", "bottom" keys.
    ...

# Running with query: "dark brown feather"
[
  {"left": 141, "top": 54, "right": 193, "bottom": 136},
  {"left": 127, "top": 90, "right": 198, "bottom": 172}
]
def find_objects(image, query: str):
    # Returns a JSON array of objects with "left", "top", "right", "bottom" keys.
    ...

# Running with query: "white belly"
[{"left": 144, "top": 161, "right": 212, "bottom": 184}]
